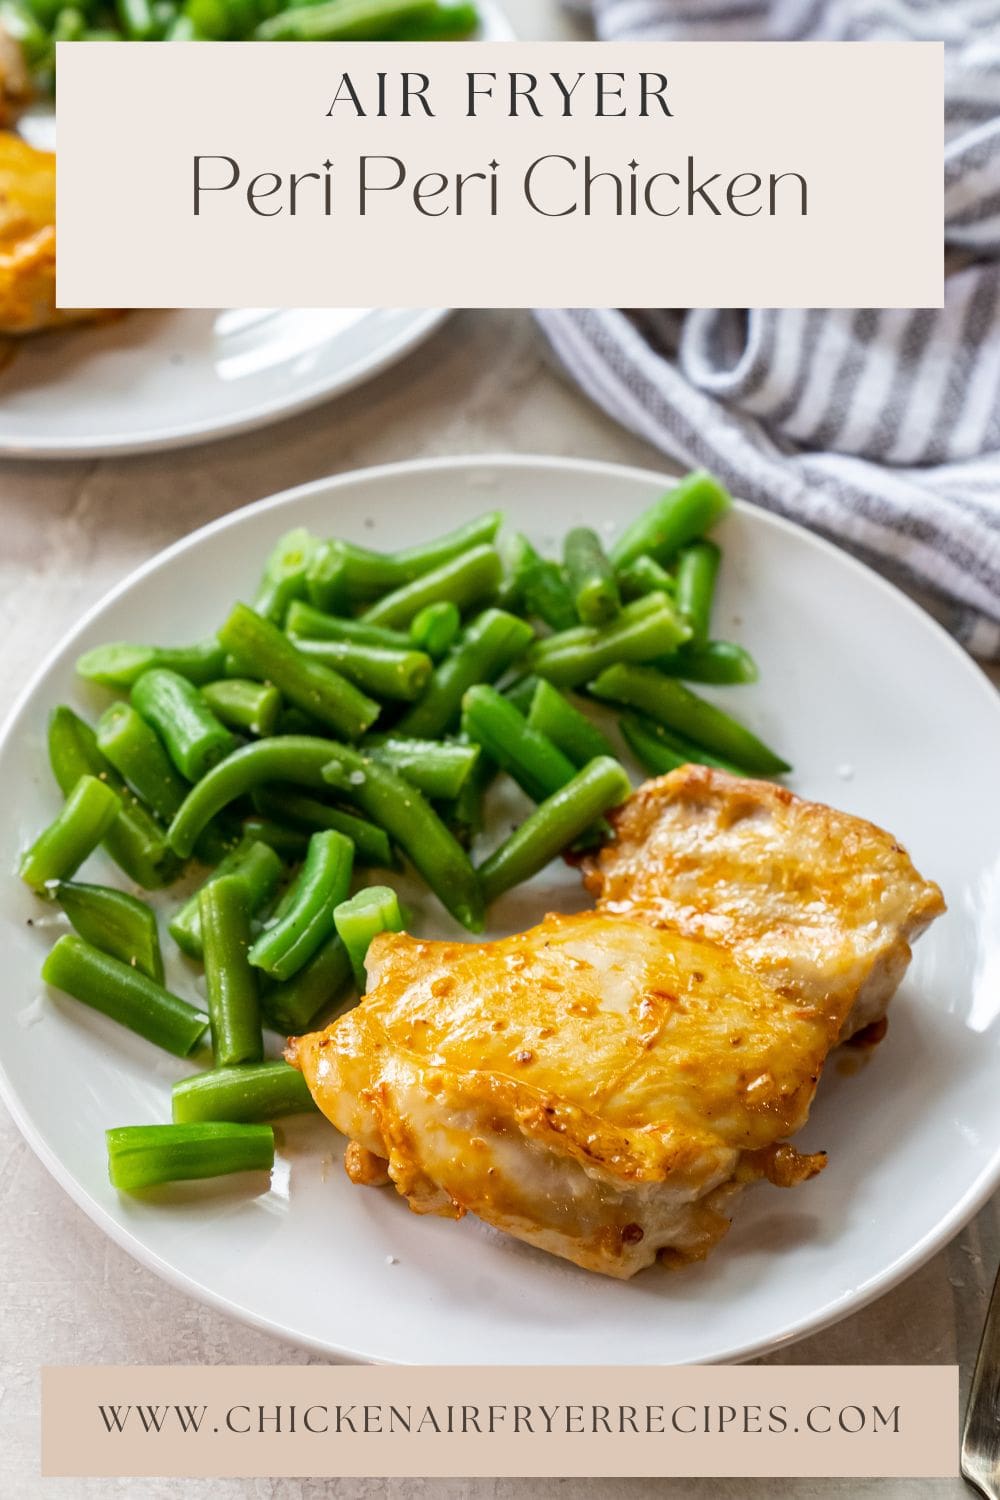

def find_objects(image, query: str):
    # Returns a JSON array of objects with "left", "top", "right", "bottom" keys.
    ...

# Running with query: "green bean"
[
  {"left": 260, "top": 933, "right": 353, "bottom": 1035},
  {"left": 478, "top": 758, "right": 632, "bottom": 906},
  {"left": 132, "top": 669, "right": 235, "bottom": 782},
  {"left": 75, "top": 637, "right": 226, "bottom": 691},
  {"left": 448, "top": 744, "right": 497, "bottom": 847},
  {"left": 167, "top": 737, "right": 339, "bottom": 858},
  {"left": 322, "top": 745, "right": 483, "bottom": 931},
  {"left": 389, "top": 0, "right": 478, "bottom": 36},
  {"left": 20, "top": 775, "right": 120, "bottom": 894},
  {"left": 367, "top": 737, "right": 479, "bottom": 801},
  {"left": 504, "top": 533, "right": 577, "bottom": 631},
  {"left": 169, "top": 837, "right": 283, "bottom": 959},
  {"left": 199, "top": 876, "right": 263, "bottom": 1067},
  {"left": 252, "top": 787, "right": 392, "bottom": 867},
  {"left": 288, "top": 637, "right": 432, "bottom": 703},
  {"left": 42, "top": 934, "right": 208, "bottom": 1057},
  {"left": 502, "top": 675, "right": 540, "bottom": 716},
  {"left": 527, "top": 594, "right": 690, "bottom": 689},
  {"left": 526, "top": 679, "right": 616, "bottom": 768},
  {"left": 284, "top": 601, "right": 411, "bottom": 651},
  {"left": 97, "top": 701, "right": 190, "bottom": 823},
  {"left": 588, "top": 664, "right": 790, "bottom": 775},
  {"left": 200, "top": 679, "right": 282, "bottom": 736},
  {"left": 116, "top": 0, "right": 159, "bottom": 36},
  {"left": 218, "top": 603, "right": 379, "bottom": 741},
  {"left": 610, "top": 472, "right": 732, "bottom": 570},
  {"left": 618, "top": 715, "right": 688, "bottom": 777},
  {"left": 54, "top": 880, "right": 163, "bottom": 983},
  {"left": 53, "top": 6, "right": 86, "bottom": 39},
  {"left": 396, "top": 609, "right": 534, "bottom": 739},
  {"left": 172, "top": 1061, "right": 317, "bottom": 1124},
  {"left": 361, "top": 545, "right": 502, "bottom": 631},
  {"left": 106, "top": 1123, "right": 273, "bottom": 1192},
  {"left": 617, "top": 554, "right": 676, "bottom": 602},
  {"left": 564, "top": 527, "right": 620, "bottom": 626},
  {"left": 47, "top": 707, "right": 180, "bottom": 890},
  {"left": 674, "top": 540, "right": 720, "bottom": 645},
  {"left": 616, "top": 713, "right": 749, "bottom": 776},
  {"left": 241, "top": 816, "right": 311, "bottom": 861},
  {"left": 275, "top": 707, "right": 318, "bottom": 736},
  {"left": 249, "top": 830, "right": 354, "bottom": 982},
  {"left": 410, "top": 601, "right": 461, "bottom": 661},
  {"left": 253, "top": 527, "right": 318, "bottom": 624},
  {"left": 334, "top": 885, "right": 404, "bottom": 988},
  {"left": 654, "top": 640, "right": 759, "bottom": 686},
  {"left": 462, "top": 685, "right": 575, "bottom": 804},
  {"left": 305, "top": 512, "right": 502, "bottom": 611}
]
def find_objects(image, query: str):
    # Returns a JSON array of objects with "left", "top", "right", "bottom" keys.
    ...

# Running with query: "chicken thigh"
[{"left": 289, "top": 910, "right": 830, "bottom": 1278}]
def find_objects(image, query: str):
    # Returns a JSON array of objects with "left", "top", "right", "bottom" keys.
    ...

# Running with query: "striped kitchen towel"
[{"left": 538, "top": 0, "right": 1000, "bottom": 656}]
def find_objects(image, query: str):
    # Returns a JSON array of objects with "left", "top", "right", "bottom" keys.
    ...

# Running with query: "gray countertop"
[{"left": 1, "top": 6, "right": 996, "bottom": 1496}]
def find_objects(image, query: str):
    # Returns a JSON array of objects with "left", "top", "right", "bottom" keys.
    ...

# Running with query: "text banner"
[
  {"left": 56, "top": 41, "right": 943, "bottom": 309},
  {"left": 41, "top": 1364, "right": 957, "bottom": 1478}
]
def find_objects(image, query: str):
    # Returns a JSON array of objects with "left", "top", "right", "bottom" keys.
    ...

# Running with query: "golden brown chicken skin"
[
  {"left": 0, "top": 132, "right": 109, "bottom": 336},
  {"left": 582, "top": 766, "right": 945, "bottom": 1041},
  {"left": 289, "top": 911, "right": 827, "bottom": 1279}
]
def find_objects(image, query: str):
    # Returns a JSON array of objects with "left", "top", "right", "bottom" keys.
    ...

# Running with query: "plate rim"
[
  {"left": 0, "top": 307, "right": 450, "bottom": 460},
  {"left": 1, "top": 449, "right": 998, "bottom": 1366}
]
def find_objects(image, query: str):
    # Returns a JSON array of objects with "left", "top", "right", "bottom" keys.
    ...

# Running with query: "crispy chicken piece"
[
  {"left": 582, "top": 766, "right": 945, "bottom": 1041},
  {"left": 289, "top": 911, "right": 829, "bottom": 1279},
  {"left": 0, "top": 131, "right": 109, "bottom": 336},
  {"left": 290, "top": 769, "right": 944, "bottom": 1278}
]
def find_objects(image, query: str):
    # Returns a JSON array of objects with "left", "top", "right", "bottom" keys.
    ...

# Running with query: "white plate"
[
  {"left": 1, "top": 454, "right": 998, "bottom": 1367},
  {"left": 3, "top": 3, "right": 514, "bottom": 460}
]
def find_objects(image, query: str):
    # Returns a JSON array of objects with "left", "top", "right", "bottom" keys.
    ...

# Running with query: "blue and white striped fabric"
[{"left": 539, "top": 0, "right": 1000, "bottom": 656}]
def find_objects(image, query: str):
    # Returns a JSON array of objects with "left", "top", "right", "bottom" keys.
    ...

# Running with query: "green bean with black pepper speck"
[
  {"left": 200, "top": 876, "right": 263, "bottom": 1067},
  {"left": 47, "top": 707, "right": 180, "bottom": 890},
  {"left": 322, "top": 744, "right": 484, "bottom": 932},
  {"left": 172, "top": 1061, "right": 317, "bottom": 1124},
  {"left": 478, "top": 757, "right": 632, "bottom": 906},
  {"left": 589, "top": 663, "right": 790, "bottom": 775},
  {"left": 131, "top": 669, "right": 235, "bottom": 782},
  {"left": 526, "top": 679, "right": 616, "bottom": 769},
  {"left": 248, "top": 829, "right": 353, "bottom": 982},
  {"left": 260, "top": 932, "right": 353, "bottom": 1035},
  {"left": 287, "top": 636, "right": 432, "bottom": 703},
  {"left": 19, "top": 775, "right": 120, "bottom": 894},
  {"left": 200, "top": 679, "right": 283, "bottom": 737},
  {"left": 54, "top": 879, "right": 164, "bottom": 983},
  {"left": 75, "top": 637, "right": 227, "bottom": 691},
  {"left": 168, "top": 836, "right": 283, "bottom": 959},
  {"left": 97, "top": 701, "right": 190, "bottom": 823},
  {"left": 218, "top": 603, "right": 379, "bottom": 741},
  {"left": 334, "top": 884, "right": 404, "bottom": 988},
  {"left": 462, "top": 685, "right": 575, "bottom": 804},
  {"left": 564, "top": 526, "right": 621, "bottom": 626},
  {"left": 42, "top": 933, "right": 208, "bottom": 1056},
  {"left": 361, "top": 545, "right": 502, "bottom": 631},
  {"left": 610, "top": 472, "right": 732, "bottom": 570},
  {"left": 527, "top": 593, "right": 690, "bottom": 689},
  {"left": 396, "top": 608, "right": 534, "bottom": 739}
]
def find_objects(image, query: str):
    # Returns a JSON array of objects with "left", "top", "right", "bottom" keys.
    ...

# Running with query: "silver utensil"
[{"left": 963, "top": 1260, "right": 1000, "bottom": 1498}]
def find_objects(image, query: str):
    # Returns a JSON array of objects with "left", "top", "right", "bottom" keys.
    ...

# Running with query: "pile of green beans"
[
  {"left": 21, "top": 471, "right": 791, "bottom": 1194},
  {"left": 9, "top": 0, "right": 482, "bottom": 98}
]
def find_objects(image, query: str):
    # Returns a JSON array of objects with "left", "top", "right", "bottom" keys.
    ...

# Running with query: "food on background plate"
[
  {"left": 290, "top": 771, "right": 943, "bottom": 1279},
  {"left": 0, "top": 23, "right": 31, "bottom": 128},
  {"left": 17, "top": 470, "right": 943, "bottom": 1280},
  {"left": 0, "top": 131, "right": 110, "bottom": 336}
]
